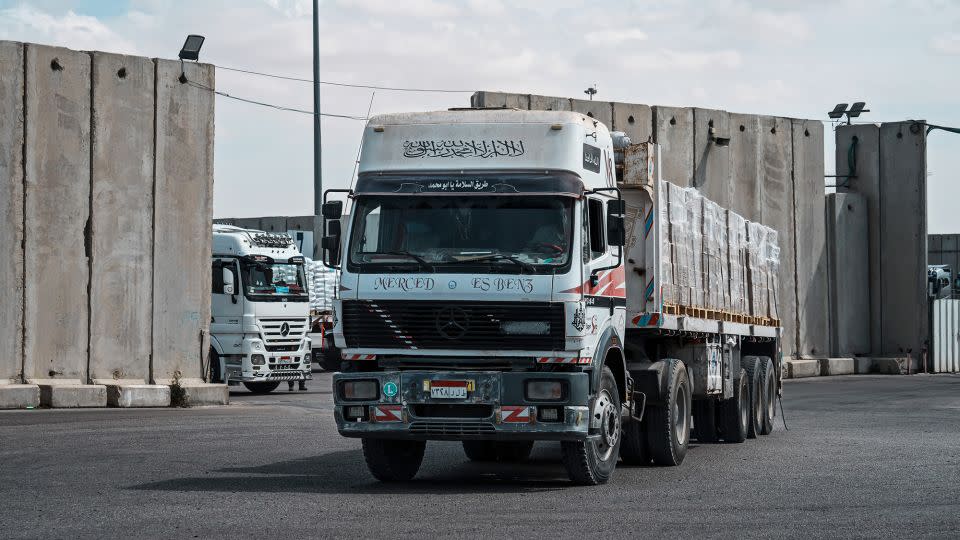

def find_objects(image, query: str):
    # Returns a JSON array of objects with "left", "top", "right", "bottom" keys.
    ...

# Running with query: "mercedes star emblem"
[
  {"left": 435, "top": 306, "right": 470, "bottom": 340},
  {"left": 280, "top": 322, "right": 290, "bottom": 337}
]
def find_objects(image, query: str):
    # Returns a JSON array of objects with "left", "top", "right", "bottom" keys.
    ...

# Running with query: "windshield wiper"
[
  {"left": 381, "top": 251, "right": 434, "bottom": 271},
  {"left": 446, "top": 254, "right": 535, "bottom": 273}
]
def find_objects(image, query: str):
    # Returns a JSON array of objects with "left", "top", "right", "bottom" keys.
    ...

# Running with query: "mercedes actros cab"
[
  {"left": 322, "top": 109, "right": 781, "bottom": 484},
  {"left": 210, "top": 225, "right": 312, "bottom": 394}
]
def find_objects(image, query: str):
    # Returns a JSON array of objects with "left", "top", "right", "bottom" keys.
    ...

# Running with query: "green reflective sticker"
[{"left": 383, "top": 381, "right": 398, "bottom": 397}]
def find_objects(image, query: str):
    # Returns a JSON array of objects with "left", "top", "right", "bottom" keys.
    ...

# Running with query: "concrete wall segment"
[
  {"left": 152, "top": 59, "right": 215, "bottom": 384},
  {"left": 88, "top": 51, "right": 155, "bottom": 382},
  {"left": 0, "top": 41, "right": 25, "bottom": 383},
  {"left": 22, "top": 43, "right": 91, "bottom": 382},
  {"left": 759, "top": 116, "right": 796, "bottom": 356},
  {"left": 652, "top": 106, "right": 693, "bottom": 187},
  {"left": 879, "top": 122, "right": 927, "bottom": 359},
  {"left": 792, "top": 119, "right": 828, "bottom": 357}
]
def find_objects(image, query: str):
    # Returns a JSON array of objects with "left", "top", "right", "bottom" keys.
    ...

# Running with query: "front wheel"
[
  {"left": 243, "top": 381, "right": 281, "bottom": 394},
  {"left": 362, "top": 438, "right": 426, "bottom": 482},
  {"left": 561, "top": 366, "right": 622, "bottom": 485}
]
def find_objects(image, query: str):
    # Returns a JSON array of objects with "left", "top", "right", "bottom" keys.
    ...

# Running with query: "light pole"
[{"left": 313, "top": 0, "right": 322, "bottom": 216}]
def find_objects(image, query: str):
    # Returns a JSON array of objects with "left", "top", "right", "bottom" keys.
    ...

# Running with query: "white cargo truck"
[
  {"left": 322, "top": 110, "right": 781, "bottom": 484},
  {"left": 210, "top": 225, "right": 312, "bottom": 393}
]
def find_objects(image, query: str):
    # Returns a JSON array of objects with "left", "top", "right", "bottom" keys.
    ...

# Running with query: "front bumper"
[{"left": 333, "top": 370, "right": 591, "bottom": 441}]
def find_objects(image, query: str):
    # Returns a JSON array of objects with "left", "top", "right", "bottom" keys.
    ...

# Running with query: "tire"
[
  {"left": 742, "top": 356, "right": 764, "bottom": 439},
  {"left": 619, "top": 419, "right": 651, "bottom": 465},
  {"left": 757, "top": 356, "right": 777, "bottom": 435},
  {"left": 462, "top": 441, "right": 534, "bottom": 462},
  {"left": 647, "top": 358, "right": 691, "bottom": 466},
  {"left": 719, "top": 368, "right": 749, "bottom": 443},
  {"left": 362, "top": 438, "right": 426, "bottom": 482},
  {"left": 561, "top": 366, "right": 622, "bottom": 485},
  {"left": 208, "top": 349, "right": 223, "bottom": 384},
  {"left": 692, "top": 399, "right": 719, "bottom": 443},
  {"left": 322, "top": 346, "right": 340, "bottom": 371},
  {"left": 243, "top": 381, "right": 281, "bottom": 394}
]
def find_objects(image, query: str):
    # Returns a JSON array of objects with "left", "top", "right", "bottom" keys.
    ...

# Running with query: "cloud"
[
  {"left": 622, "top": 48, "right": 742, "bottom": 71},
  {"left": 333, "top": 0, "right": 460, "bottom": 18},
  {"left": 584, "top": 28, "right": 648, "bottom": 47},
  {"left": 0, "top": 5, "right": 137, "bottom": 53},
  {"left": 930, "top": 33, "right": 960, "bottom": 55}
]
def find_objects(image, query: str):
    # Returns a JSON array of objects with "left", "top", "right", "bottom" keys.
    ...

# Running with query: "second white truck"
[{"left": 209, "top": 225, "right": 312, "bottom": 393}]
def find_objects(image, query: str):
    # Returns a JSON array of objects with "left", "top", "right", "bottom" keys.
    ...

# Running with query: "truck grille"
[
  {"left": 259, "top": 318, "right": 308, "bottom": 351},
  {"left": 409, "top": 422, "right": 496, "bottom": 436},
  {"left": 342, "top": 301, "right": 565, "bottom": 350}
]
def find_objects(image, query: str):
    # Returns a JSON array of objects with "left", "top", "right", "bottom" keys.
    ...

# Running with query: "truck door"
[
  {"left": 582, "top": 196, "right": 623, "bottom": 343},
  {"left": 211, "top": 258, "right": 243, "bottom": 346}
]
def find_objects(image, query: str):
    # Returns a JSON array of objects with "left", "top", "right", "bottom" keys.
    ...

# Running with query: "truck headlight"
[
  {"left": 525, "top": 380, "right": 565, "bottom": 401},
  {"left": 251, "top": 354, "right": 265, "bottom": 365},
  {"left": 340, "top": 380, "right": 378, "bottom": 400}
]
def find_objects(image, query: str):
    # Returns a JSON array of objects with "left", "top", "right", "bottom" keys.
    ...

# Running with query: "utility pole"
[{"left": 312, "top": 0, "right": 322, "bottom": 215}]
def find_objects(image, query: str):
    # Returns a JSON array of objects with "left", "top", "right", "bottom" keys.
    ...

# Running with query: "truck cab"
[{"left": 210, "top": 225, "right": 312, "bottom": 393}]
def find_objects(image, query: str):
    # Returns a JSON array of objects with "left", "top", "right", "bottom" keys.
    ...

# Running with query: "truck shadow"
[{"left": 130, "top": 447, "right": 579, "bottom": 495}]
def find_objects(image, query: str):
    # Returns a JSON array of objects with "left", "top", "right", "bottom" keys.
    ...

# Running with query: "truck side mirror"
[
  {"left": 222, "top": 267, "right": 235, "bottom": 295},
  {"left": 322, "top": 200, "right": 343, "bottom": 220},
  {"left": 607, "top": 215, "right": 625, "bottom": 247},
  {"left": 323, "top": 219, "right": 342, "bottom": 267},
  {"left": 608, "top": 199, "right": 625, "bottom": 216}
]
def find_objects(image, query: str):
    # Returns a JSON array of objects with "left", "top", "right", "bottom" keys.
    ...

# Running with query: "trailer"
[{"left": 321, "top": 109, "right": 781, "bottom": 484}]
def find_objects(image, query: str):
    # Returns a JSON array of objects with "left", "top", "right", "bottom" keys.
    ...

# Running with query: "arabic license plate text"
[{"left": 430, "top": 381, "right": 468, "bottom": 399}]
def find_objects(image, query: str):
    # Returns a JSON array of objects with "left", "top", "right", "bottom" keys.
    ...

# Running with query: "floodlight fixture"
[
  {"left": 179, "top": 34, "right": 205, "bottom": 61},
  {"left": 828, "top": 103, "right": 848, "bottom": 120},
  {"left": 848, "top": 101, "right": 869, "bottom": 118},
  {"left": 827, "top": 101, "right": 870, "bottom": 124}
]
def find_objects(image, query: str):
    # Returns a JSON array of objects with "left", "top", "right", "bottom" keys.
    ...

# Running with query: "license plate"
[{"left": 430, "top": 380, "right": 468, "bottom": 399}]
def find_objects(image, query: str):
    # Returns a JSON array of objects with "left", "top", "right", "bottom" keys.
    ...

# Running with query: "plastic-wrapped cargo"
[
  {"left": 685, "top": 188, "right": 704, "bottom": 308},
  {"left": 702, "top": 199, "right": 728, "bottom": 312},
  {"left": 746, "top": 222, "right": 768, "bottom": 318},
  {"left": 664, "top": 181, "right": 689, "bottom": 306},
  {"left": 306, "top": 258, "right": 337, "bottom": 313},
  {"left": 726, "top": 210, "right": 749, "bottom": 316},
  {"left": 765, "top": 230, "right": 781, "bottom": 320}
]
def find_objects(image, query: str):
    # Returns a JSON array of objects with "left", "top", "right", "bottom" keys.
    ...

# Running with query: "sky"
[{"left": 1, "top": 0, "right": 959, "bottom": 231}]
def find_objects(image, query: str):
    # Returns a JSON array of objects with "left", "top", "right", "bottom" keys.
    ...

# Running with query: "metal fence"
[{"left": 931, "top": 298, "right": 960, "bottom": 373}]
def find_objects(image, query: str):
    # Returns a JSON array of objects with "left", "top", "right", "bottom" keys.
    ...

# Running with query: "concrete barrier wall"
[
  {"left": 23, "top": 44, "right": 91, "bottom": 384},
  {"left": 792, "top": 120, "right": 828, "bottom": 357},
  {"left": 471, "top": 91, "right": 833, "bottom": 357},
  {"left": 0, "top": 41, "right": 24, "bottom": 384},
  {"left": 836, "top": 122, "right": 928, "bottom": 360},
  {"left": 0, "top": 40, "right": 215, "bottom": 400},
  {"left": 152, "top": 59, "right": 214, "bottom": 384},
  {"left": 89, "top": 52, "right": 155, "bottom": 384},
  {"left": 827, "top": 192, "right": 869, "bottom": 355},
  {"left": 879, "top": 122, "right": 927, "bottom": 358}
]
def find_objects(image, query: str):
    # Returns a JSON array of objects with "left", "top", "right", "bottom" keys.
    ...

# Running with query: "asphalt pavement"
[{"left": 1, "top": 373, "right": 959, "bottom": 539}]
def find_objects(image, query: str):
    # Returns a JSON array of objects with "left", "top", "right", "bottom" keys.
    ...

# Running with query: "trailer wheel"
[
  {"left": 561, "top": 366, "right": 621, "bottom": 485},
  {"left": 462, "top": 441, "right": 534, "bottom": 462},
  {"left": 362, "top": 438, "right": 425, "bottom": 482},
  {"left": 322, "top": 346, "right": 340, "bottom": 371},
  {"left": 243, "top": 382, "right": 281, "bottom": 394},
  {"left": 692, "top": 400, "right": 719, "bottom": 443},
  {"left": 620, "top": 419, "right": 651, "bottom": 465},
  {"left": 719, "top": 368, "right": 749, "bottom": 443},
  {"left": 758, "top": 356, "right": 776, "bottom": 435},
  {"left": 647, "top": 358, "right": 691, "bottom": 466},
  {"left": 742, "top": 356, "right": 764, "bottom": 439}
]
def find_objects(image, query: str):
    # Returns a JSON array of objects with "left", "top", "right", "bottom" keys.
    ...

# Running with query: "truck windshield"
[
  {"left": 348, "top": 196, "right": 573, "bottom": 273},
  {"left": 240, "top": 261, "right": 308, "bottom": 301}
]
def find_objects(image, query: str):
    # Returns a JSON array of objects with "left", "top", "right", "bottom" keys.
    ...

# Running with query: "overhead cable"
[{"left": 214, "top": 64, "right": 474, "bottom": 93}]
